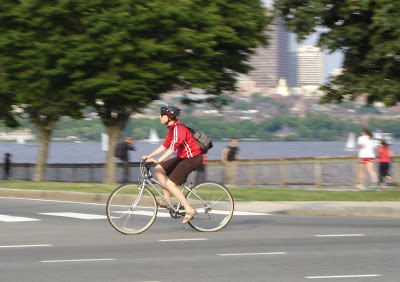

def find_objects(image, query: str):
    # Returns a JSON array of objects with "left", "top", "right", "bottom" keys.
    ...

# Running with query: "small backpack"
[{"left": 176, "top": 124, "right": 213, "bottom": 154}]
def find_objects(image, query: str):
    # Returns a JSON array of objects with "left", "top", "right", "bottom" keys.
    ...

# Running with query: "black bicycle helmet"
[{"left": 160, "top": 105, "right": 181, "bottom": 118}]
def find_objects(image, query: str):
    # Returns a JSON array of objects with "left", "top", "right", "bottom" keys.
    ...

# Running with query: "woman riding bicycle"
[{"left": 141, "top": 105, "right": 203, "bottom": 224}]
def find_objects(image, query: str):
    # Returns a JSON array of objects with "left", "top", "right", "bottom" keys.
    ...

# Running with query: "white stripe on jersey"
[
  {"left": 183, "top": 141, "right": 193, "bottom": 158},
  {"left": 171, "top": 126, "right": 178, "bottom": 149}
]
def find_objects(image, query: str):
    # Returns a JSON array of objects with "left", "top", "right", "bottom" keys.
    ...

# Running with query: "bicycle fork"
[{"left": 130, "top": 181, "right": 146, "bottom": 211}]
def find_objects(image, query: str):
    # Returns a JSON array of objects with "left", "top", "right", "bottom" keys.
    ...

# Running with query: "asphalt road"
[{"left": 1, "top": 197, "right": 399, "bottom": 282}]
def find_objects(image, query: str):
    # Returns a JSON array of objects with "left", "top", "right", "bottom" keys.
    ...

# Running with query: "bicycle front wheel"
[
  {"left": 186, "top": 182, "right": 234, "bottom": 232},
  {"left": 106, "top": 184, "right": 157, "bottom": 234}
]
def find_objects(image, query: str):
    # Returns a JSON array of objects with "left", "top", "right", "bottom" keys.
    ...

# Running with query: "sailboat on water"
[
  {"left": 344, "top": 132, "right": 357, "bottom": 151},
  {"left": 146, "top": 129, "right": 160, "bottom": 144},
  {"left": 16, "top": 136, "right": 26, "bottom": 145}
]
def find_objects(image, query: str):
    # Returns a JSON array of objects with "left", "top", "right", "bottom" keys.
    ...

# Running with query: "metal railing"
[{"left": 1, "top": 156, "right": 399, "bottom": 187}]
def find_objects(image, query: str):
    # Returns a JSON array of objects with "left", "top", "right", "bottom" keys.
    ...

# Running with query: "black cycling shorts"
[{"left": 160, "top": 154, "right": 203, "bottom": 185}]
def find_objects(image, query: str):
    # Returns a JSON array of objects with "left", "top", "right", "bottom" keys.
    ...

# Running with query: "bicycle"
[{"left": 106, "top": 160, "right": 234, "bottom": 234}]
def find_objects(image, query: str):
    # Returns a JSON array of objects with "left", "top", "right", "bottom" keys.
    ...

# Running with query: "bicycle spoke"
[{"left": 186, "top": 182, "right": 234, "bottom": 232}]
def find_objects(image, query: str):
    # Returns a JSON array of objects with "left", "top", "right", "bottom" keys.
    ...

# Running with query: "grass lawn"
[{"left": 1, "top": 180, "right": 399, "bottom": 201}]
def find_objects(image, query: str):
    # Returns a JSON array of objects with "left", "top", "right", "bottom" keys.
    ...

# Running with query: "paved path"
[{"left": 1, "top": 188, "right": 400, "bottom": 218}]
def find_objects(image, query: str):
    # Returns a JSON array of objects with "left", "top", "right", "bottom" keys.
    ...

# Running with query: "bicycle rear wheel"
[
  {"left": 186, "top": 182, "right": 234, "bottom": 232},
  {"left": 106, "top": 184, "right": 157, "bottom": 234}
]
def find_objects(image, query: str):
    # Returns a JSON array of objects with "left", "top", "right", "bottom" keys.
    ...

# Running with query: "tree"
[
  {"left": 0, "top": 0, "right": 270, "bottom": 183},
  {"left": 274, "top": 0, "right": 400, "bottom": 106},
  {"left": 63, "top": 0, "right": 271, "bottom": 183},
  {"left": 0, "top": 76, "right": 18, "bottom": 128},
  {"left": 0, "top": 2, "right": 85, "bottom": 181}
]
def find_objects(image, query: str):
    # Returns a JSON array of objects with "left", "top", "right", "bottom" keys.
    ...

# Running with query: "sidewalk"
[{"left": 1, "top": 188, "right": 400, "bottom": 218}]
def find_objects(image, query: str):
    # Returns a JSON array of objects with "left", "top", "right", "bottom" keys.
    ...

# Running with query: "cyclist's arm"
[
  {"left": 142, "top": 146, "right": 175, "bottom": 164},
  {"left": 158, "top": 147, "right": 175, "bottom": 163},
  {"left": 142, "top": 145, "right": 167, "bottom": 160}
]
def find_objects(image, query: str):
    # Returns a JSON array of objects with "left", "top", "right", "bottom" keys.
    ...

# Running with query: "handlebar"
[{"left": 139, "top": 160, "right": 152, "bottom": 179}]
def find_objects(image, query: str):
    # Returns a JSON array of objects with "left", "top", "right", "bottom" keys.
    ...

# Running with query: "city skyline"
[{"left": 262, "top": 0, "right": 343, "bottom": 78}]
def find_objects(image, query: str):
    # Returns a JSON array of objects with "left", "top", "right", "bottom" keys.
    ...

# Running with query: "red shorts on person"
[{"left": 359, "top": 157, "right": 375, "bottom": 163}]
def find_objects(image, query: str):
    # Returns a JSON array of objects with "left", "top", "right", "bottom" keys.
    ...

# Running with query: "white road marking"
[
  {"left": 155, "top": 212, "right": 174, "bottom": 218},
  {"left": 234, "top": 211, "right": 269, "bottom": 215},
  {"left": 314, "top": 234, "right": 365, "bottom": 237},
  {"left": 0, "top": 214, "right": 40, "bottom": 222},
  {"left": 218, "top": 252, "right": 287, "bottom": 256},
  {"left": 1, "top": 197, "right": 267, "bottom": 216},
  {"left": 40, "top": 258, "right": 115, "bottom": 263},
  {"left": 0, "top": 244, "right": 52, "bottom": 248},
  {"left": 306, "top": 274, "right": 381, "bottom": 279},
  {"left": 0, "top": 196, "right": 104, "bottom": 206},
  {"left": 39, "top": 212, "right": 107, "bottom": 219},
  {"left": 158, "top": 238, "right": 208, "bottom": 242},
  {"left": 111, "top": 210, "right": 170, "bottom": 218}
]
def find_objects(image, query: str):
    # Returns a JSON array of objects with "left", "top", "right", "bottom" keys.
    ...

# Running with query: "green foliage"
[
  {"left": 1, "top": 180, "right": 400, "bottom": 201},
  {"left": 0, "top": 0, "right": 271, "bottom": 181},
  {"left": 274, "top": 0, "right": 400, "bottom": 106},
  {"left": 0, "top": 0, "right": 270, "bottom": 124},
  {"left": 0, "top": 77, "right": 17, "bottom": 127},
  {"left": 252, "top": 93, "right": 273, "bottom": 103},
  {"left": 39, "top": 112, "right": 379, "bottom": 142}
]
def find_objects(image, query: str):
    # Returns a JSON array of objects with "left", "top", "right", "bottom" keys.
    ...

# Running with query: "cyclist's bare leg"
[
  {"left": 155, "top": 164, "right": 172, "bottom": 204},
  {"left": 165, "top": 179, "right": 196, "bottom": 223}
]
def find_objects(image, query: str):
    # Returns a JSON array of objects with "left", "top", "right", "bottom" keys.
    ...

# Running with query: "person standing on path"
[
  {"left": 221, "top": 138, "right": 239, "bottom": 185},
  {"left": 357, "top": 129, "right": 378, "bottom": 189},
  {"left": 377, "top": 139, "right": 395, "bottom": 186},
  {"left": 3, "top": 153, "right": 11, "bottom": 180},
  {"left": 115, "top": 136, "right": 135, "bottom": 183}
]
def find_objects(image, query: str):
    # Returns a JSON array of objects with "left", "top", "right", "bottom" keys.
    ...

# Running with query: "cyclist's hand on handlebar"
[
  {"left": 142, "top": 156, "right": 156, "bottom": 164},
  {"left": 145, "top": 157, "right": 157, "bottom": 164}
]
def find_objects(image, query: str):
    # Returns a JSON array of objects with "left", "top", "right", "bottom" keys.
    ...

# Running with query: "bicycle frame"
[
  {"left": 107, "top": 161, "right": 234, "bottom": 234},
  {"left": 138, "top": 162, "right": 211, "bottom": 214}
]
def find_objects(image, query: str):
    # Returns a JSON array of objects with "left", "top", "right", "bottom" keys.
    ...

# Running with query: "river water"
[{"left": 2, "top": 141, "right": 399, "bottom": 164}]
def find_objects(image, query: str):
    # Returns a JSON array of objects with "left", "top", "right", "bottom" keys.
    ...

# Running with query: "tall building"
[
  {"left": 287, "top": 33, "right": 298, "bottom": 88},
  {"left": 297, "top": 45, "right": 325, "bottom": 86},
  {"left": 248, "top": 19, "right": 293, "bottom": 89}
]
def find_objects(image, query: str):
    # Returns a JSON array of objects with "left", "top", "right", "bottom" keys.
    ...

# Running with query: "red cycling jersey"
[{"left": 163, "top": 121, "right": 202, "bottom": 159}]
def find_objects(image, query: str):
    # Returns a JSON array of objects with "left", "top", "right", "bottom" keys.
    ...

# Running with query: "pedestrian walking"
[
  {"left": 357, "top": 129, "right": 378, "bottom": 189},
  {"left": 3, "top": 153, "right": 11, "bottom": 180},
  {"left": 377, "top": 139, "right": 395, "bottom": 186},
  {"left": 221, "top": 138, "right": 239, "bottom": 185},
  {"left": 115, "top": 136, "right": 135, "bottom": 183}
]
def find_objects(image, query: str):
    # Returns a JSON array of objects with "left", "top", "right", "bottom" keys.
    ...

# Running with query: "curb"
[{"left": 274, "top": 207, "right": 400, "bottom": 218}]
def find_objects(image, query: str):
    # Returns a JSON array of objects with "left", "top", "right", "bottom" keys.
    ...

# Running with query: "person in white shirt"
[{"left": 357, "top": 129, "right": 378, "bottom": 189}]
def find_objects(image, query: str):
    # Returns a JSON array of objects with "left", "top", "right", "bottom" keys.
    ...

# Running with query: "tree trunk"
[
  {"left": 101, "top": 109, "right": 132, "bottom": 184},
  {"left": 32, "top": 123, "right": 55, "bottom": 182},
  {"left": 103, "top": 125, "right": 122, "bottom": 184}
]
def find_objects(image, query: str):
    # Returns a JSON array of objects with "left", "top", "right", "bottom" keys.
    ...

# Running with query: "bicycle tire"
[
  {"left": 186, "top": 182, "right": 234, "bottom": 232},
  {"left": 106, "top": 184, "right": 157, "bottom": 234}
]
